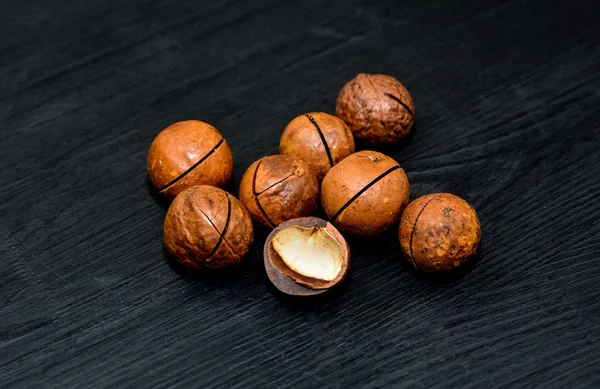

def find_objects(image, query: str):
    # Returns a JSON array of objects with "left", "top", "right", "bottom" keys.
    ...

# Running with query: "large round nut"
[
  {"left": 164, "top": 185, "right": 254, "bottom": 269},
  {"left": 336, "top": 73, "right": 415, "bottom": 144},
  {"left": 279, "top": 112, "right": 355, "bottom": 181},
  {"left": 321, "top": 150, "right": 410, "bottom": 237},
  {"left": 147, "top": 120, "right": 233, "bottom": 199},
  {"left": 239, "top": 155, "right": 319, "bottom": 229},
  {"left": 399, "top": 193, "right": 481, "bottom": 273},
  {"left": 264, "top": 217, "right": 350, "bottom": 296}
]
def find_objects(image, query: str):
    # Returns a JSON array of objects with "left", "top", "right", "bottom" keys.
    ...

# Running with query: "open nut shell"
[{"left": 264, "top": 217, "right": 350, "bottom": 296}]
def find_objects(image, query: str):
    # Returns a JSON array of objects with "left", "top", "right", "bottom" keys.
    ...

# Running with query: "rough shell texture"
[
  {"left": 321, "top": 150, "right": 410, "bottom": 237},
  {"left": 336, "top": 73, "right": 415, "bottom": 144},
  {"left": 147, "top": 120, "right": 233, "bottom": 199},
  {"left": 264, "top": 217, "right": 350, "bottom": 296},
  {"left": 399, "top": 193, "right": 481, "bottom": 273},
  {"left": 164, "top": 185, "right": 254, "bottom": 269},
  {"left": 239, "top": 155, "right": 319, "bottom": 229},
  {"left": 279, "top": 112, "right": 355, "bottom": 181}
]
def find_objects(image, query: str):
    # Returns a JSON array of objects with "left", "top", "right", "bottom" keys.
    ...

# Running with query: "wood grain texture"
[{"left": 1, "top": 0, "right": 599, "bottom": 387}]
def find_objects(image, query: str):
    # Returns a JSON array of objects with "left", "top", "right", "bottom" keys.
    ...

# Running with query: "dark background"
[{"left": 1, "top": 0, "right": 599, "bottom": 387}]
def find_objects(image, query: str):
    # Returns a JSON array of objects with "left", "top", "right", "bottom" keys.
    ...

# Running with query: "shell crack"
[
  {"left": 408, "top": 194, "right": 441, "bottom": 269},
  {"left": 330, "top": 165, "right": 401, "bottom": 223},
  {"left": 158, "top": 138, "right": 225, "bottom": 192},
  {"left": 198, "top": 196, "right": 232, "bottom": 261},
  {"left": 251, "top": 161, "right": 276, "bottom": 228},
  {"left": 256, "top": 171, "right": 295, "bottom": 195},
  {"left": 384, "top": 92, "right": 414, "bottom": 117},
  {"left": 306, "top": 114, "right": 334, "bottom": 167}
]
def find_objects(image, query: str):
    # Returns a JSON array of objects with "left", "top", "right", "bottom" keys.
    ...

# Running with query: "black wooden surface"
[{"left": 1, "top": 0, "right": 599, "bottom": 387}]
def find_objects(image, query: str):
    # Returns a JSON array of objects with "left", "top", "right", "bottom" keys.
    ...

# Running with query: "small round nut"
[
  {"left": 279, "top": 112, "right": 355, "bottom": 181},
  {"left": 321, "top": 150, "right": 410, "bottom": 237},
  {"left": 239, "top": 155, "right": 319, "bottom": 229},
  {"left": 147, "top": 120, "right": 233, "bottom": 199},
  {"left": 399, "top": 193, "right": 481, "bottom": 273},
  {"left": 336, "top": 73, "right": 415, "bottom": 144},
  {"left": 264, "top": 217, "right": 350, "bottom": 296},
  {"left": 164, "top": 185, "right": 254, "bottom": 269}
]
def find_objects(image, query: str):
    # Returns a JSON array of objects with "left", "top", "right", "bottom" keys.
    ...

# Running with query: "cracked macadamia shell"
[
  {"left": 164, "top": 185, "right": 254, "bottom": 269},
  {"left": 398, "top": 193, "right": 481, "bottom": 273},
  {"left": 279, "top": 112, "right": 355, "bottom": 181},
  {"left": 147, "top": 120, "right": 233, "bottom": 199},
  {"left": 336, "top": 73, "right": 415, "bottom": 144},
  {"left": 321, "top": 150, "right": 410, "bottom": 237},
  {"left": 238, "top": 155, "right": 319, "bottom": 229},
  {"left": 264, "top": 217, "right": 350, "bottom": 296}
]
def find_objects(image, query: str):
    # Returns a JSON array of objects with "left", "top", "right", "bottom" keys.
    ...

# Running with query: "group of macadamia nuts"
[{"left": 147, "top": 73, "right": 482, "bottom": 297}]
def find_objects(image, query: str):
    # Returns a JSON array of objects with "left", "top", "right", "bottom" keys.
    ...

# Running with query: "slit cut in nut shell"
[
  {"left": 264, "top": 217, "right": 350, "bottom": 296},
  {"left": 279, "top": 112, "right": 355, "bottom": 181},
  {"left": 147, "top": 120, "right": 233, "bottom": 199}
]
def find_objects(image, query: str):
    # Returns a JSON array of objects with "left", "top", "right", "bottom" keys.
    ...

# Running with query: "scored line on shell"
[
  {"left": 408, "top": 194, "right": 441, "bottom": 270},
  {"left": 330, "top": 165, "right": 401, "bottom": 223},
  {"left": 196, "top": 195, "right": 231, "bottom": 261},
  {"left": 206, "top": 194, "right": 232, "bottom": 259},
  {"left": 255, "top": 171, "right": 295, "bottom": 195},
  {"left": 158, "top": 138, "right": 225, "bottom": 192},
  {"left": 306, "top": 114, "right": 334, "bottom": 167},
  {"left": 251, "top": 161, "right": 276, "bottom": 228},
  {"left": 384, "top": 92, "right": 414, "bottom": 117}
]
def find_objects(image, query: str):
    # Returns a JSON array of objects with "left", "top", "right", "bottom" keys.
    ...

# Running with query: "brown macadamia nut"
[
  {"left": 239, "top": 155, "right": 319, "bottom": 229},
  {"left": 279, "top": 112, "right": 355, "bottom": 181},
  {"left": 147, "top": 120, "right": 233, "bottom": 199},
  {"left": 164, "top": 185, "right": 253, "bottom": 269},
  {"left": 336, "top": 73, "right": 415, "bottom": 144},
  {"left": 321, "top": 150, "right": 410, "bottom": 237},
  {"left": 264, "top": 217, "right": 350, "bottom": 296},
  {"left": 399, "top": 193, "right": 481, "bottom": 273}
]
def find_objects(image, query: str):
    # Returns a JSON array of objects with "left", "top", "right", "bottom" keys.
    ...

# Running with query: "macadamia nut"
[
  {"left": 239, "top": 155, "right": 319, "bottom": 229},
  {"left": 399, "top": 193, "right": 481, "bottom": 272},
  {"left": 336, "top": 73, "right": 414, "bottom": 144},
  {"left": 321, "top": 150, "right": 410, "bottom": 237},
  {"left": 164, "top": 185, "right": 254, "bottom": 269}
]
